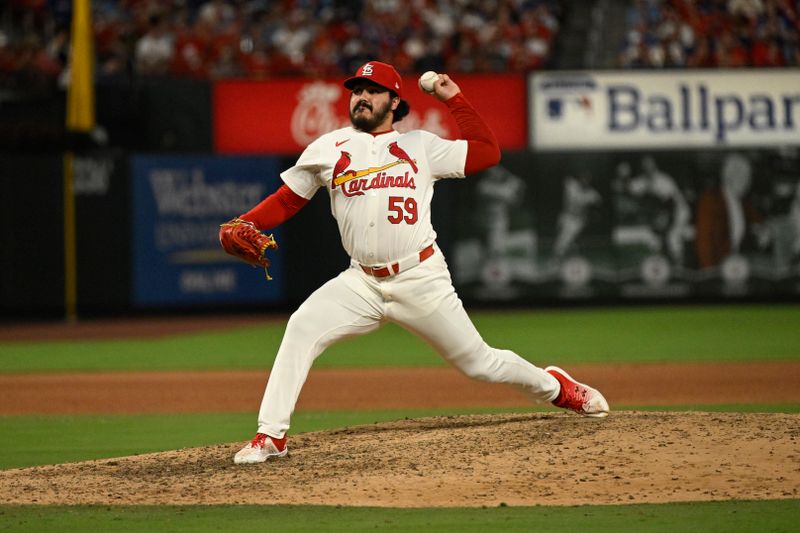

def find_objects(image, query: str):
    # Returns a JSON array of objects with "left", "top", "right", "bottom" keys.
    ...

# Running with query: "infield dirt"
[
  {"left": 1, "top": 411, "right": 798, "bottom": 507},
  {"left": 1, "top": 315, "right": 799, "bottom": 507}
]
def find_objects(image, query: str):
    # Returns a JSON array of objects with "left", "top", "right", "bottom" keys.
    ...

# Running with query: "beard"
[{"left": 350, "top": 99, "right": 392, "bottom": 131}]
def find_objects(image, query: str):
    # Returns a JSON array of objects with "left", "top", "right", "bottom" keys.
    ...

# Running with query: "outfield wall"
[{"left": 1, "top": 71, "right": 798, "bottom": 316}]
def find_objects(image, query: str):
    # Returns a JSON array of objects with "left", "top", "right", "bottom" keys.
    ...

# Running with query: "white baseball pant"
[{"left": 256, "top": 246, "right": 560, "bottom": 438}]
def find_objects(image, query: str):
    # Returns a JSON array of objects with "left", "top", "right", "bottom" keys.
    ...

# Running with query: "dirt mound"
[{"left": 2, "top": 411, "right": 798, "bottom": 507}]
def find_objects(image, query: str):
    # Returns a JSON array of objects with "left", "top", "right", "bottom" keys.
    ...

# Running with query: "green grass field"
[
  {"left": 1, "top": 306, "right": 798, "bottom": 372},
  {"left": 2, "top": 500, "right": 799, "bottom": 532},
  {"left": 1, "top": 305, "right": 799, "bottom": 531}
]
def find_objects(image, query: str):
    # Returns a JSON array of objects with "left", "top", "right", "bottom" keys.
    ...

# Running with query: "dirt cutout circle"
[{"left": 2, "top": 411, "right": 798, "bottom": 507}]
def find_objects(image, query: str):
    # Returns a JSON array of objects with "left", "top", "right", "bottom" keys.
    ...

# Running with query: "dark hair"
[{"left": 393, "top": 98, "right": 410, "bottom": 123}]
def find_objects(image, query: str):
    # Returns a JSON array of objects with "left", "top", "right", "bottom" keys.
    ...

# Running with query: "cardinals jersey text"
[{"left": 281, "top": 126, "right": 467, "bottom": 265}]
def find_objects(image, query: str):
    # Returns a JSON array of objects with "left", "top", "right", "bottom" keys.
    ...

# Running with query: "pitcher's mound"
[{"left": 2, "top": 412, "right": 798, "bottom": 507}]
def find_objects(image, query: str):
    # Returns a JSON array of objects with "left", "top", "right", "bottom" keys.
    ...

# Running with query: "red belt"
[{"left": 360, "top": 244, "right": 435, "bottom": 278}]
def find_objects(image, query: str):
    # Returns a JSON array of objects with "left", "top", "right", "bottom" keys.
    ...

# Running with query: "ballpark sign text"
[{"left": 530, "top": 70, "right": 800, "bottom": 150}]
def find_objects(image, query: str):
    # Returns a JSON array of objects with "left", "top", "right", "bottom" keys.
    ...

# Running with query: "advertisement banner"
[
  {"left": 530, "top": 70, "right": 800, "bottom": 150},
  {"left": 132, "top": 155, "right": 283, "bottom": 306},
  {"left": 610, "top": 148, "right": 800, "bottom": 298},
  {"left": 446, "top": 148, "right": 800, "bottom": 303},
  {"left": 214, "top": 75, "right": 526, "bottom": 154},
  {"left": 449, "top": 151, "right": 617, "bottom": 301}
]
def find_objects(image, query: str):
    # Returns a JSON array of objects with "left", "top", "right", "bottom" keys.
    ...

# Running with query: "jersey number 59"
[{"left": 387, "top": 196, "right": 418, "bottom": 225}]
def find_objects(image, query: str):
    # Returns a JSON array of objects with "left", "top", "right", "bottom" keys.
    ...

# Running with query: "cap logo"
[{"left": 360, "top": 63, "right": 374, "bottom": 77}]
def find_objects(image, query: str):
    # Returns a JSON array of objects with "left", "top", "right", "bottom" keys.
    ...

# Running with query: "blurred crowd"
[
  {"left": 5, "top": 0, "right": 798, "bottom": 94},
  {"left": 0, "top": 0, "right": 562, "bottom": 92},
  {"left": 620, "top": 0, "right": 800, "bottom": 68}
]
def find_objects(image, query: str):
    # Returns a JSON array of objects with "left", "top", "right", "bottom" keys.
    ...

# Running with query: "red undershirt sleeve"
[
  {"left": 239, "top": 184, "right": 310, "bottom": 230},
  {"left": 444, "top": 93, "right": 501, "bottom": 175}
]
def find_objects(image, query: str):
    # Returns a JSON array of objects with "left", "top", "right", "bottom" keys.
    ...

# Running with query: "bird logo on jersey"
[
  {"left": 388, "top": 142, "right": 418, "bottom": 173},
  {"left": 332, "top": 151, "right": 352, "bottom": 183},
  {"left": 332, "top": 142, "right": 418, "bottom": 197}
]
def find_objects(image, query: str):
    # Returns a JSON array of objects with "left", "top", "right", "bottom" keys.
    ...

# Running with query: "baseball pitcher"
[{"left": 220, "top": 61, "right": 609, "bottom": 464}]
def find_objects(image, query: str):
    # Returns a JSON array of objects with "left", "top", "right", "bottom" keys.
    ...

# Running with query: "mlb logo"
[{"left": 547, "top": 98, "right": 563, "bottom": 119}]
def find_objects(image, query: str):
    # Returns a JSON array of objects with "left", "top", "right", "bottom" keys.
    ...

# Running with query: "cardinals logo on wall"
[{"left": 332, "top": 142, "right": 418, "bottom": 197}]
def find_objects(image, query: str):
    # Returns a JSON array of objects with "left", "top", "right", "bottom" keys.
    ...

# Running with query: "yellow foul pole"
[{"left": 64, "top": 0, "right": 95, "bottom": 321}]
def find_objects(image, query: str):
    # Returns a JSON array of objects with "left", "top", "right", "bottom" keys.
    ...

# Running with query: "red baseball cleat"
[
  {"left": 546, "top": 366, "right": 609, "bottom": 418},
  {"left": 233, "top": 433, "right": 288, "bottom": 464}
]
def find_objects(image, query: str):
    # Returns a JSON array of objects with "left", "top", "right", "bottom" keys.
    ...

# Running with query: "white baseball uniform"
[{"left": 256, "top": 125, "right": 560, "bottom": 438}]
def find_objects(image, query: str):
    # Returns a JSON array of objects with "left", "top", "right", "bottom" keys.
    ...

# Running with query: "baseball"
[{"left": 418, "top": 71, "right": 439, "bottom": 94}]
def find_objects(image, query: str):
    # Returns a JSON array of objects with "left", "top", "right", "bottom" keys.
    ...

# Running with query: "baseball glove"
[{"left": 219, "top": 218, "right": 278, "bottom": 280}]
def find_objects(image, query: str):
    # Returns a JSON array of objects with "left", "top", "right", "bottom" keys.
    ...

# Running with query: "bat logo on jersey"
[{"left": 332, "top": 143, "right": 418, "bottom": 197}]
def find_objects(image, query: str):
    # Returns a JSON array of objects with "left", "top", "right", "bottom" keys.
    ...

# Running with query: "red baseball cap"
[{"left": 343, "top": 61, "right": 403, "bottom": 97}]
